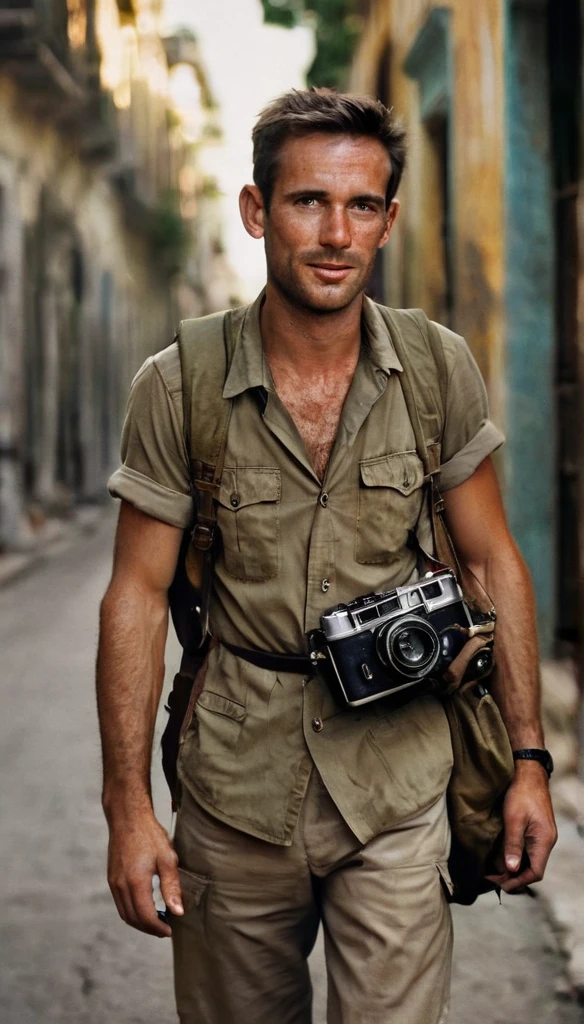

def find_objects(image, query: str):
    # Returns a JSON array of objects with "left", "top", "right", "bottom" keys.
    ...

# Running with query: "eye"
[
  {"left": 353, "top": 201, "right": 376, "bottom": 212},
  {"left": 296, "top": 196, "right": 320, "bottom": 207}
]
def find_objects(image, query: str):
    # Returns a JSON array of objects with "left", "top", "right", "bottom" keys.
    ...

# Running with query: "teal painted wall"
[{"left": 504, "top": 0, "right": 556, "bottom": 655}]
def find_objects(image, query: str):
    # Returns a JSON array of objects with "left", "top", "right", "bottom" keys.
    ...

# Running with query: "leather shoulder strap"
[
  {"left": 374, "top": 304, "right": 464, "bottom": 575},
  {"left": 175, "top": 304, "right": 245, "bottom": 633},
  {"left": 177, "top": 307, "right": 237, "bottom": 468},
  {"left": 374, "top": 305, "right": 447, "bottom": 475}
]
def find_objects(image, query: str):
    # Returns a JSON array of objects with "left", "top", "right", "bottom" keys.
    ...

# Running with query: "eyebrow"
[{"left": 283, "top": 188, "right": 386, "bottom": 207}]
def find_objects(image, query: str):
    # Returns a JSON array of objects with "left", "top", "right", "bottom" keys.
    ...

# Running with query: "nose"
[{"left": 319, "top": 204, "right": 351, "bottom": 250}]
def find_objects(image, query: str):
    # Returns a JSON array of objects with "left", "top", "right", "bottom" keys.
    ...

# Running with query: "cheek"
[
  {"left": 353, "top": 221, "right": 390, "bottom": 258},
  {"left": 270, "top": 213, "right": 319, "bottom": 253}
]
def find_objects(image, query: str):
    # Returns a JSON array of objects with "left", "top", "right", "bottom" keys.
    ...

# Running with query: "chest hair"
[{"left": 271, "top": 365, "right": 355, "bottom": 481}]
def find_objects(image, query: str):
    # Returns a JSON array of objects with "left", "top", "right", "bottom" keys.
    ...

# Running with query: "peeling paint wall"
[{"left": 504, "top": 1, "right": 556, "bottom": 653}]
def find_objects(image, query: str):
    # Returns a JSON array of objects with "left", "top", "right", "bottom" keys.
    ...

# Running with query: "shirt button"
[
  {"left": 230, "top": 493, "right": 240, "bottom": 508},
  {"left": 319, "top": 492, "right": 329, "bottom": 507},
  {"left": 321, "top": 578, "right": 330, "bottom": 593},
  {"left": 311, "top": 717, "right": 323, "bottom": 732}
]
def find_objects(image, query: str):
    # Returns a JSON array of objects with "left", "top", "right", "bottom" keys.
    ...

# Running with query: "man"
[{"left": 97, "top": 89, "right": 557, "bottom": 1023}]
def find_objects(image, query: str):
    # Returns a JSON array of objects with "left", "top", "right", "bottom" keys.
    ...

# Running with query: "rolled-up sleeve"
[
  {"left": 107, "top": 345, "right": 194, "bottom": 528},
  {"left": 435, "top": 323, "right": 505, "bottom": 491}
]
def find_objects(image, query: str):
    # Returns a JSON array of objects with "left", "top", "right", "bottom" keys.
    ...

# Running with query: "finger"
[
  {"left": 524, "top": 833, "right": 555, "bottom": 883},
  {"left": 501, "top": 864, "right": 539, "bottom": 892},
  {"left": 112, "top": 879, "right": 165, "bottom": 934},
  {"left": 109, "top": 879, "right": 132, "bottom": 925},
  {"left": 487, "top": 856, "right": 543, "bottom": 892},
  {"left": 503, "top": 816, "right": 526, "bottom": 874},
  {"left": 159, "top": 853, "right": 184, "bottom": 917},
  {"left": 126, "top": 876, "right": 172, "bottom": 937}
]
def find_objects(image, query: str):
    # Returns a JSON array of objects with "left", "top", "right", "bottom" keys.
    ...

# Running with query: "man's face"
[{"left": 258, "top": 133, "right": 397, "bottom": 313}]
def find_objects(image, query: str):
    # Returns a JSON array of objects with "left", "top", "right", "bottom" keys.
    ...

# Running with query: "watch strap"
[{"left": 512, "top": 748, "right": 554, "bottom": 777}]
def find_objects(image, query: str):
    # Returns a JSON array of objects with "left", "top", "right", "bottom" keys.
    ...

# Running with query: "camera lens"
[{"left": 376, "top": 615, "right": 440, "bottom": 679}]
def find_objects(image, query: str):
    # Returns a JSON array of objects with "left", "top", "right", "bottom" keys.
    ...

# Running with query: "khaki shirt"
[{"left": 109, "top": 294, "right": 504, "bottom": 845}]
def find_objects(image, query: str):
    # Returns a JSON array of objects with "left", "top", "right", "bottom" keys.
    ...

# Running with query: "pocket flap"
[
  {"left": 219, "top": 467, "right": 281, "bottom": 509},
  {"left": 359, "top": 452, "right": 424, "bottom": 495},
  {"left": 197, "top": 689, "right": 246, "bottom": 721}
]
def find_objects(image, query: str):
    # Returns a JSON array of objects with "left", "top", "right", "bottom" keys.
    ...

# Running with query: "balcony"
[
  {"left": 0, "top": 0, "right": 116, "bottom": 159},
  {"left": 0, "top": 0, "right": 85, "bottom": 101}
]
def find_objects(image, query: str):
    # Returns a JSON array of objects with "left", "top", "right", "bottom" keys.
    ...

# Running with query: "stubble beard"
[{"left": 267, "top": 253, "right": 375, "bottom": 316}]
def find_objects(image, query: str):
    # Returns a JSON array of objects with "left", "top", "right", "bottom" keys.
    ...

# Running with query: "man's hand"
[
  {"left": 486, "top": 762, "right": 557, "bottom": 892},
  {"left": 107, "top": 810, "right": 184, "bottom": 937}
]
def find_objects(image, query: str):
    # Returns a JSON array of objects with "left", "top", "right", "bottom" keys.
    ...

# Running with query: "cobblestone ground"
[{"left": 1, "top": 510, "right": 581, "bottom": 1024}]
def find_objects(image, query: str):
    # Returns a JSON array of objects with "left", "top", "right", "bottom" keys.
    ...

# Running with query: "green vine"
[
  {"left": 149, "top": 191, "right": 191, "bottom": 276},
  {"left": 260, "top": 0, "right": 363, "bottom": 89}
]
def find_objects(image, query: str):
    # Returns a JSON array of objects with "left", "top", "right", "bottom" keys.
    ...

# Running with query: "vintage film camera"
[{"left": 307, "top": 569, "right": 495, "bottom": 707}]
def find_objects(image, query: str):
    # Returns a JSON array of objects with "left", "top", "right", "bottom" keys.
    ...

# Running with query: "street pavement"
[{"left": 1, "top": 509, "right": 582, "bottom": 1024}]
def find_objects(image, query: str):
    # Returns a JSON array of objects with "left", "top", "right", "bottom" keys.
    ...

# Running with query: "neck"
[{"left": 260, "top": 279, "right": 364, "bottom": 376}]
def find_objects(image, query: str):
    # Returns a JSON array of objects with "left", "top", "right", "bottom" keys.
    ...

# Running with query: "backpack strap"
[
  {"left": 175, "top": 305, "right": 245, "bottom": 640},
  {"left": 378, "top": 305, "right": 494, "bottom": 615},
  {"left": 375, "top": 305, "right": 462, "bottom": 577}
]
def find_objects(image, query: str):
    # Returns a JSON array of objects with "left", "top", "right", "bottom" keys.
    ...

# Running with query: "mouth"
[{"left": 307, "top": 263, "right": 354, "bottom": 282}]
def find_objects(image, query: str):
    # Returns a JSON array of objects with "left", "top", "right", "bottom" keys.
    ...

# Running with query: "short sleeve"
[
  {"left": 107, "top": 343, "right": 194, "bottom": 528},
  {"left": 436, "top": 323, "right": 505, "bottom": 491}
]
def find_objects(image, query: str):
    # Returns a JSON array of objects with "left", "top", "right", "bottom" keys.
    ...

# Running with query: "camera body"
[{"left": 307, "top": 569, "right": 494, "bottom": 707}]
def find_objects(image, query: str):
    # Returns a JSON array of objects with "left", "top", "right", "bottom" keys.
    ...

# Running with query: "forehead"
[{"left": 274, "top": 133, "right": 391, "bottom": 197}]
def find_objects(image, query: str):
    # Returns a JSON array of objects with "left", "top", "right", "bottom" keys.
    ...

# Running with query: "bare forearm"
[
  {"left": 470, "top": 541, "right": 544, "bottom": 750},
  {"left": 97, "top": 580, "right": 169, "bottom": 820}
]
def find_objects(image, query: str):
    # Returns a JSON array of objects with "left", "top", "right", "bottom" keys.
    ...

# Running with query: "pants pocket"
[
  {"left": 436, "top": 862, "right": 454, "bottom": 900},
  {"left": 176, "top": 866, "right": 209, "bottom": 915}
]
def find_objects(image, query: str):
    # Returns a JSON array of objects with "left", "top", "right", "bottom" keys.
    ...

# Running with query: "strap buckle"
[{"left": 192, "top": 522, "right": 215, "bottom": 552}]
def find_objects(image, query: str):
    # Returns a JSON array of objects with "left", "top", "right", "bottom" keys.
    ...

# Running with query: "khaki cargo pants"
[{"left": 171, "top": 769, "right": 453, "bottom": 1024}]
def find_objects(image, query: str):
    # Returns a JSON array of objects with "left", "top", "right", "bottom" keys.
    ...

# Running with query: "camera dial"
[{"left": 376, "top": 615, "right": 440, "bottom": 680}]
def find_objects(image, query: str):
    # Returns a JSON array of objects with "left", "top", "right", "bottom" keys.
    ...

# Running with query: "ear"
[
  {"left": 239, "top": 185, "right": 266, "bottom": 239},
  {"left": 378, "top": 199, "right": 400, "bottom": 249}
]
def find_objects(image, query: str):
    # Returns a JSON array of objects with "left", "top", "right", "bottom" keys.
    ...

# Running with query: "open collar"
[{"left": 222, "top": 290, "right": 402, "bottom": 400}]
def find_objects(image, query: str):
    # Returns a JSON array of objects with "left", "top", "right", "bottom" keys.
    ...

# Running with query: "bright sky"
[{"left": 164, "top": 0, "right": 314, "bottom": 299}]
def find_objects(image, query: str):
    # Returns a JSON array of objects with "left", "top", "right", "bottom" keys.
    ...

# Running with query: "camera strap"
[{"left": 221, "top": 640, "right": 312, "bottom": 675}]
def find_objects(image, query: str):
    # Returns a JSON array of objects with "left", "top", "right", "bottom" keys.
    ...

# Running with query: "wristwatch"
[{"left": 512, "top": 748, "right": 554, "bottom": 778}]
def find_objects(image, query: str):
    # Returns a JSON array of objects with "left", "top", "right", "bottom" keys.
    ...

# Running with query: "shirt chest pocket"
[
  {"left": 217, "top": 467, "right": 281, "bottom": 581},
  {"left": 356, "top": 452, "right": 425, "bottom": 565}
]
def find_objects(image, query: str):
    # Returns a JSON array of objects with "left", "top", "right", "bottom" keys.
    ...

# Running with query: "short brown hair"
[{"left": 252, "top": 87, "right": 407, "bottom": 212}]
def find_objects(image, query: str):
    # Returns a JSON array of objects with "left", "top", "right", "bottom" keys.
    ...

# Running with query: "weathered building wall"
[
  {"left": 0, "top": 85, "right": 172, "bottom": 544},
  {"left": 0, "top": 0, "right": 230, "bottom": 551},
  {"left": 351, "top": 0, "right": 506, "bottom": 405},
  {"left": 503, "top": 0, "right": 556, "bottom": 654}
]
